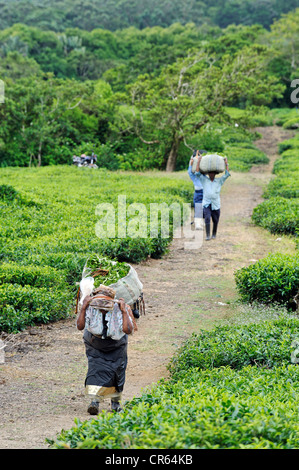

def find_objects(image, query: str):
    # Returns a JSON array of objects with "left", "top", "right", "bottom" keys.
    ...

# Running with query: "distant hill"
[{"left": 0, "top": 0, "right": 299, "bottom": 32}]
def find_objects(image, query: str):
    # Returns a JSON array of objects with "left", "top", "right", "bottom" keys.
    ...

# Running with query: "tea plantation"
[
  {"left": 0, "top": 167, "right": 193, "bottom": 333},
  {"left": 252, "top": 114, "right": 299, "bottom": 237},
  {"left": 0, "top": 134, "right": 269, "bottom": 335},
  {"left": 236, "top": 111, "right": 299, "bottom": 309},
  {"left": 0, "top": 123, "right": 298, "bottom": 449}
]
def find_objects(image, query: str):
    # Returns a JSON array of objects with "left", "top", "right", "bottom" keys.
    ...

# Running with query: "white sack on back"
[{"left": 79, "top": 276, "right": 94, "bottom": 307}]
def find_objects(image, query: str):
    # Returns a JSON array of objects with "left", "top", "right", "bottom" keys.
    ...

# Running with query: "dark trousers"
[
  {"left": 193, "top": 190, "right": 203, "bottom": 219},
  {"left": 203, "top": 204, "right": 220, "bottom": 237}
]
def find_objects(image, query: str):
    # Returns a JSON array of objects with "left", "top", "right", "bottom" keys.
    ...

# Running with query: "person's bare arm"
[
  {"left": 224, "top": 157, "right": 229, "bottom": 171},
  {"left": 224, "top": 157, "right": 230, "bottom": 174},
  {"left": 195, "top": 151, "right": 202, "bottom": 173},
  {"left": 76, "top": 295, "right": 92, "bottom": 330}
]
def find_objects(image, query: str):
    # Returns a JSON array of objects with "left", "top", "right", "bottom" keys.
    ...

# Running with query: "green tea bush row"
[
  {"left": 282, "top": 117, "right": 299, "bottom": 130},
  {"left": 0, "top": 284, "right": 73, "bottom": 333},
  {"left": 265, "top": 156, "right": 299, "bottom": 198},
  {"left": 252, "top": 197, "right": 299, "bottom": 236},
  {"left": 49, "top": 365, "right": 299, "bottom": 449},
  {"left": 225, "top": 107, "right": 274, "bottom": 128},
  {"left": 0, "top": 167, "right": 193, "bottom": 267},
  {"left": 175, "top": 124, "right": 269, "bottom": 172},
  {"left": 209, "top": 125, "right": 269, "bottom": 172},
  {"left": 24, "top": 252, "right": 89, "bottom": 285},
  {"left": 168, "top": 317, "right": 299, "bottom": 378},
  {"left": 264, "top": 176, "right": 299, "bottom": 200},
  {"left": 234, "top": 253, "right": 299, "bottom": 307},
  {"left": 273, "top": 149, "right": 299, "bottom": 173},
  {"left": 252, "top": 133, "right": 299, "bottom": 234},
  {"left": 0, "top": 262, "right": 68, "bottom": 289},
  {"left": 243, "top": 131, "right": 299, "bottom": 308},
  {"left": 278, "top": 136, "right": 299, "bottom": 154},
  {"left": 224, "top": 145, "right": 269, "bottom": 172},
  {"left": 270, "top": 108, "right": 299, "bottom": 128},
  {"left": 0, "top": 167, "right": 193, "bottom": 331},
  {"left": 214, "top": 124, "right": 269, "bottom": 172}
]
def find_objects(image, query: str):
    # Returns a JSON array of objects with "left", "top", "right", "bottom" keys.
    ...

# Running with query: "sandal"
[
  {"left": 111, "top": 400, "right": 123, "bottom": 413},
  {"left": 88, "top": 400, "right": 99, "bottom": 415}
]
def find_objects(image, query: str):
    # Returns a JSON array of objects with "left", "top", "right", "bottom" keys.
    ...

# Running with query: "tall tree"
[
  {"left": 0, "top": 75, "right": 95, "bottom": 166},
  {"left": 114, "top": 44, "right": 284, "bottom": 171},
  {"left": 269, "top": 8, "right": 299, "bottom": 76}
]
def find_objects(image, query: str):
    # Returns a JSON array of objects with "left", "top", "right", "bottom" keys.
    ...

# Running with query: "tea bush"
[
  {"left": 252, "top": 133, "right": 299, "bottom": 235},
  {"left": 168, "top": 317, "right": 299, "bottom": 378},
  {"left": 234, "top": 253, "right": 299, "bottom": 307},
  {"left": 278, "top": 136, "right": 299, "bottom": 154},
  {"left": 225, "top": 107, "right": 274, "bottom": 127},
  {"left": 252, "top": 197, "right": 299, "bottom": 236},
  {"left": 224, "top": 145, "right": 269, "bottom": 172},
  {"left": 0, "top": 184, "right": 19, "bottom": 202},
  {"left": 0, "top": 262, "right": 68, "bottom": 289},
  {"left": 176, "top": 124, "right": 268, "bottom": 172},
  {"left": 199, "top": 125, "right": 269, "bottom": 172},
  {"left": 264, "top": 176, "right": 299, "bottom": 200},
  {"left": 0, "top": 284, "right": 73, "bottom": 333},
  {"left": 49, "top": 365, "right": 299, "bottom": 449},
  {"left": 273, "top": 149, "right": 299, "bottom": 173},
  {"left": 282, "top": 117, "right": 299, "bottom": 130},
  {"left": 270, "top": 108, "right": 299, "bottom": 128}
]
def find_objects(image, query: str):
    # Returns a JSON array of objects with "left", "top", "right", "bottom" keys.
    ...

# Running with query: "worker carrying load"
[
  {"left": 76, "top": 255, "right": 144, "bottom": 415},
  {"left": 77, "top": 254, "right": 144, "bottom": 318},
  {"left": 191, "top": 153, "right": 226, "bottom": 174},
  {"left": 188, "top": 150, "right": 230, "bottom": 240},
  {"left": 188, "top": 149, "right": 207, "bottom": 230}
]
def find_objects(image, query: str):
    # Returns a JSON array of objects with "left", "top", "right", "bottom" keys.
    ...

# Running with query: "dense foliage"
[
  {"left": 48, "top": 315, "right": 299, "bottom": 449},
  {"left": 0, "top": 167, "right": 193, "bottom": 332},
  {"left": 168, "top": 317, "right": 299, "bottom": 376},
  {"left": 252, "top": 111, "right": 299, "bottom": 237},
  {"left": 236, "top": 109, "right": 299, "bottom": 308},
  {"left": 252, "top": 197, "right": 299, "bottom": 235},
  {"left": 235, "top": 253, "right": 299, "bottom": 307},
  {"left": 1, "top": 7, "right": 298, "bottom": 170},
  {"left": 1, "top": 1, "right": 298, "bottom": 448},
  {"left": 1, "top": 0, "right": 298, "bottom": 31}
]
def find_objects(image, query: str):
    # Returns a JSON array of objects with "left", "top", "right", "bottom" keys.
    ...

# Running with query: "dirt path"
[{"left": 0, "top": 126, "right": 296, "bottom": 449}]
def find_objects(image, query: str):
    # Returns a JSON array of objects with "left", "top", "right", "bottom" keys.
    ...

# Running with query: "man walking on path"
[
  {"left": 187, "top": 150, "right": 206, "bottom": 230},
  {"left": 192, "top": 152, "right": 230, "bottom": 240}
]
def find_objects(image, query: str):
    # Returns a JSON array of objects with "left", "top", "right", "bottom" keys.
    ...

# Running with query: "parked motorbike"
[{"left": 72, "top": 152, "right": 98, "bottom": 168}]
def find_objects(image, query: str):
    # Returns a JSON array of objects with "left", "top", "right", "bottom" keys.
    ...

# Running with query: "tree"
[
  {"left": 0, "top": 75, "right": 96, "bottom": 166},
  {"left": 269, "top": 8, "right": 299, "bottom": 77},
  {"left": 0, "top": 51, "right": 42, "bottom": 80},
  {"left": 114, "top": 44, "right": 284, "bottom": 171}
]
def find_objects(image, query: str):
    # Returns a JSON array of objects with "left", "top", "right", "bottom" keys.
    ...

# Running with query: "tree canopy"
[
  {"left": 0, "top": 4, "right": 298, "bottom": 170},
  {"left": 0, "top": 0, "right": 298, "bottom": 31}
]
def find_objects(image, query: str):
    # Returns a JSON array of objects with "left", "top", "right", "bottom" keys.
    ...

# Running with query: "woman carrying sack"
[
  {"left": 76, "top": 285, "right": 137, "bottom": 415},
  {"left": 187, "top": 149, "right": 207, "bottom": 230},
  {"left": 192, "top": 153, "right": 230, "bottom": 241}
]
